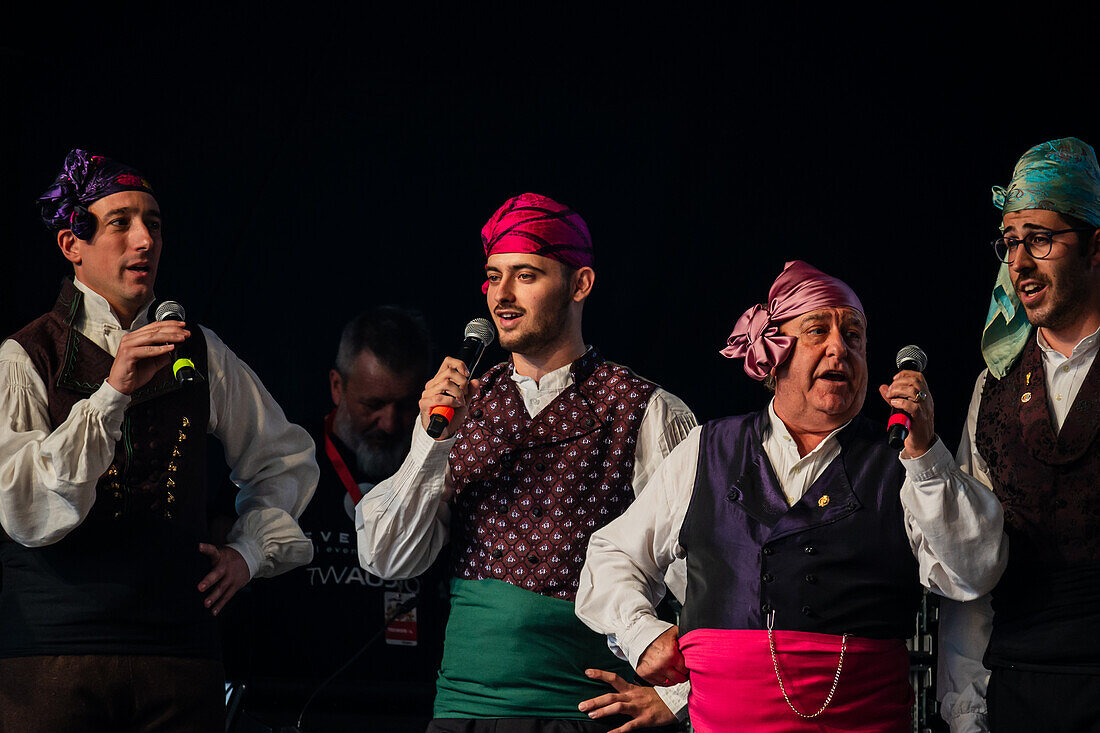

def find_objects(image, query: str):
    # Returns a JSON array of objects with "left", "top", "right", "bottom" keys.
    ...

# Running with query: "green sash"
[{"left": 433, "top": 578, "right": 635, "bottom": 718}]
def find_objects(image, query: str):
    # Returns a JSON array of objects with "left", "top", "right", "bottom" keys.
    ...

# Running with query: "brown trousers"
[{"left": 0, "top": 655, "right": 225, "bottom": 733}]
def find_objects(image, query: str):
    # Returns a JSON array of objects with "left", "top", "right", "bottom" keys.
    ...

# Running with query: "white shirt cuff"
[
  {"left": 653, "top": 680, "right": 690, "bottom": 720},
  {"left": 89, "top": 380, "right": 131, "bottom": 431},
  {"left": 900, "top": 436, "right": 954, "bottom": 482},
  {"left": 618, "top": 615, "right": 674, "bottom": 669}
]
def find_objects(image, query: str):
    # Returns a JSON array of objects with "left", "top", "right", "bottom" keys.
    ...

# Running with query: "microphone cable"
[{"left": 294, "top": 592, "right": 422, "bottom": 731}]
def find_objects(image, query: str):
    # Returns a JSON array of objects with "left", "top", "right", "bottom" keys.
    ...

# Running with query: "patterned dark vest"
[
  {"left": 8, "top": 279, "right": 209, "bottom": 530},
  {"left": 975, "top": 333, "right": 1100, "bottom": 568},
  {"left": 679, "top": 412, "right": 921, "bottom": 639},
  {"left": 974, "top": 334, "right": 1100, "bottom": 672},
  {"left": 0, "top": 280, "right": 216, "bottom": 658},
  {"left": 448, "top": 348, "right": 656, "bottom": 601}
]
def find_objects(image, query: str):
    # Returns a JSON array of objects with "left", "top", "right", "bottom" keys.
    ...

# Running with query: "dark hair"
[
  {"left": 335, "top": 306, "right": 433, "bottom": 383},
  {"left": 1060, "top": 213, "right": 1100, "bottom": 255}
]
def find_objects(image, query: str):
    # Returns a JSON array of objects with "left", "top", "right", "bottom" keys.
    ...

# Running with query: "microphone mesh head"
[
  {"left": 895, "top": 344, "right": 928, "bottom": 371},
  {"left": 155, "top": 300, "right": 186, "bottom": 321},
  {"left": 464, "top": 317, "right": 496, "bottom": 346}
]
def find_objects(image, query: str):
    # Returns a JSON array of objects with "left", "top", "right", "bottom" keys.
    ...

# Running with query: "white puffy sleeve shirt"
[
  {"left": 574, "top": 400, "right": 1007, "bottom": 676},
  {"left": 0, "top": 280, "right": 318, "bottom": 579},
  {"left": 356, "top": 358, "right": 698, "bottom": 716}
]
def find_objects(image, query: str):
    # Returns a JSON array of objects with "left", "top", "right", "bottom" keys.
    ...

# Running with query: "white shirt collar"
[
  {"left": 766, "top": 398, "right": 850, "bottom": 461},
  {"left": 72, "top": 278, "right": 154, "bottom": 334},
  {"left": 509, "top": 347, "right": 594, "bottom": 393},
  {"left": 1036, "top": 324, "right": 1100, "bottom": 360},
  {"left": 510, "top": 358, "right": 574, "bottom": 392}
]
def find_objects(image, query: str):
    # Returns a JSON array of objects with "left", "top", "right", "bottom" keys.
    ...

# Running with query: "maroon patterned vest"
[
  {"left": 975, "top": 333, "right": 1100, "bottom": 569},
  {"left": 8, "top": 279, "right": 209, "bottom": 531},
  {"left": 448, "top": 348, "right": 656, "bottom": 601}
]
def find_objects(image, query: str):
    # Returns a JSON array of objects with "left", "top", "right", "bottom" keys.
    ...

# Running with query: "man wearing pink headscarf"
[
  {"left": 576, "top": 261, "right": 1006, "bottom": 731},
  {"left": 358, "top": 194, "right": 697, "bottom": 732}
]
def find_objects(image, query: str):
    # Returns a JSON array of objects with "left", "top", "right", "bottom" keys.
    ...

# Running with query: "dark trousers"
[
  {"left": 988, "top": 667, "right": 1100, "bottom": 733},
  {"left": 0, "top": 655, "right": 225, "bottom": 733}
]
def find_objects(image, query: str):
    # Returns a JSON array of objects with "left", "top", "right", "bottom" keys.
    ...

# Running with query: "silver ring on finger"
[{"left": 913, "top": 390, "right": 928, "bottom": 404}]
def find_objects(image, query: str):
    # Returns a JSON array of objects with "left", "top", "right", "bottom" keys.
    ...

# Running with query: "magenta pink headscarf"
[
  {"left": 480, "top": 193, "right": 594, "bottom": 293},
  {"left": 721, "top": 261, "right": 864, "bottom": 381}
]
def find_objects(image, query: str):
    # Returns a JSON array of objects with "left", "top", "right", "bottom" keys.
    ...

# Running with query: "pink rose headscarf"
[
  {"left": 721, "top": 260, "right": 864, "bottom": 381},
  {"left": 480, "top": 193, "right": 594, "bottom": 293}
]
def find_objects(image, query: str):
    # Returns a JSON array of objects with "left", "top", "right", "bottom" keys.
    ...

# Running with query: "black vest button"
[
  {"left": 526, "top": 553, "right": 539, "bottom": 564},
  {"left": 471, "top": 409, "right": 484, "bottom": 419},
  {"left": 762, "top": 572, "right": 774, "bottom": 583},
  {"left": 534, "top": 462, "right": 546, "bottom": 472},
  {"left": 491, "top": 549, "right": 503, "bottom": 559},
  {"left": 532, "top": 507, "right": 543, "bottom": 518},
  {"left": 801, "top": 605, "right": 813, "bottom": 616},
  {"left": 762, "top": 547, "right": 774, "bottom": 556},
  {"left": 804, "top": 574, "right": 817, "bottom": 584},
  {"left": 583, "top": 417, "right": 596, "bottom": 428},
  {"left": 803, "top": 545, "right": 816, "bottom": 555},
  {"left": 761, "top": 602, "right": 772, "bottom": 613}
]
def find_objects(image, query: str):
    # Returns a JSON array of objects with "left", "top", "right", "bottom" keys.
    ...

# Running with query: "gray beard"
[{"left": 332, "top": 406, "right": 409, "bottom": 480}]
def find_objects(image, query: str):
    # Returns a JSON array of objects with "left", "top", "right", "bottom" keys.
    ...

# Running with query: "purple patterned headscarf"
[
  {"left": 721, "top": 260, "right": 865, "bottom": 381},
  {"left": 38, "top": 149, "right": 155, "bottom": 240}
]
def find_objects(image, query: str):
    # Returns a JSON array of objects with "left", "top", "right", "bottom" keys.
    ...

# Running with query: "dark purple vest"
[
  {"left": 448, "top": 348, "right": 656, "bottom": 601},
  {"left": 974, "top": 334, "right": 1100, "bottom": 672},
  {"left": 0, "top": 280, "right": 217, "bottom": 658},
  {"left": 678, "top": 412, "right": 921, "bottom": 639}
]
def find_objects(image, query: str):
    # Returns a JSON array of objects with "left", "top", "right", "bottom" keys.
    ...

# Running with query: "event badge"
[{"left": 384, "top": 591, "right": 418, "bottom": 646}]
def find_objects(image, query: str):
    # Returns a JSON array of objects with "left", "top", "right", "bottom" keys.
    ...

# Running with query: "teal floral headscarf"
[{"left": 982, "top": 137, "right": 1100, "bottom": 378}]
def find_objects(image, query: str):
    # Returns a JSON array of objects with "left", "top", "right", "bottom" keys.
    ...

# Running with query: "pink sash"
[{"left": 679, "top": 628, "right": 912, "bottom": 732}]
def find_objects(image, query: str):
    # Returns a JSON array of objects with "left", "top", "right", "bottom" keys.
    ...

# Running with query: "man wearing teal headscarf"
[{"left": 935, "top": 137, "right": 1100, "bottom": 732}]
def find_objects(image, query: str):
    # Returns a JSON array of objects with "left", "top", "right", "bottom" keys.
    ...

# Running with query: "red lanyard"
[{"left": 323, "top": 411, "right": 362, "bottom": 504}]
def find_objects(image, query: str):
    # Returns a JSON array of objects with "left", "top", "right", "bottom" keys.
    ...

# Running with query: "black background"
[{"left": 1, "top": 9, "right": 1093, "bottom": 447}]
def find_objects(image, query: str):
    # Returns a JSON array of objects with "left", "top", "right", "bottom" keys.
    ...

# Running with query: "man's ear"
[
  {"left": 330, "top": 369, "right": 344, "bottom": 407},
  {"left": 572, "top": 266, "right": 595, "bottom": 303},
  {"left": 58, "top": 229, "right": 82, "bottom": 265},
  {"left": 1087, "top": 228, "right": 1100, "bottom": 268}
]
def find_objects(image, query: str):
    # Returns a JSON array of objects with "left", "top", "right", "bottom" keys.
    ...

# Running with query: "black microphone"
[
  {"left": 426, "top": 318, "right": 495, "bottom": 438},
  {"left": 154, "top": 301, "right": 196, "bottom": 382},
  {"left": 887, "top": 345, "right": 928, "bottom": 450}
]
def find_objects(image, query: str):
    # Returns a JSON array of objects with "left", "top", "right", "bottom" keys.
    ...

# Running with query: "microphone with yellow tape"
[{"left": 154, "top": 300, "right": 196, "bottom": 382}]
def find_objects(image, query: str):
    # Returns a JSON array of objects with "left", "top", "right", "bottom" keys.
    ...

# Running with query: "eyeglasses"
[{"left": 991, "top": 228, "right": 1094, "bottom": 264}]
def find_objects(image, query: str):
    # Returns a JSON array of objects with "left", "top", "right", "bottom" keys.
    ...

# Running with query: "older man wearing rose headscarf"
[
  {"left": 575, "top": 260, "right": 1005, "bottom": 732},
  {"left": 358, "top": 193, "right": 697, "bottom": 732}
]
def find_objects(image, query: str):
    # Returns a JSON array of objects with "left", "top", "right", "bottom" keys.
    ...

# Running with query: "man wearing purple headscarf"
[
  {"left": 0, "top": 150, "right": 319, "bottom": 730},
  {"left": 576, "top": 261, "right": 1005, "bottom": 731},
  {"left": 358, "top": 193, "right": 697, "bottom": 732}
]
